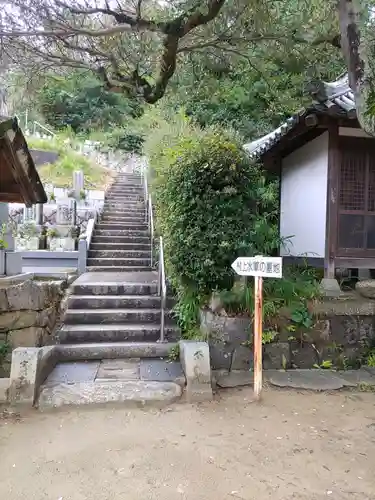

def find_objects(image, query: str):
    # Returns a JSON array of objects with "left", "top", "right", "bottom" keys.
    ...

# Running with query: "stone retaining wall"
[
  {"left": 0, "top": 279, "right": 66, "bottom": 376},
  {"left": 201, "top": 299, "right": 375, "bottom": 371}
]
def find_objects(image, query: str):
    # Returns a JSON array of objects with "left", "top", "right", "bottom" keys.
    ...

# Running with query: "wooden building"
[
  {"left": 244, "top": 75, "right": 375, "bottom": 278},
  {"left": 0, "top": 116, "right": 47, "bottom": 206}
]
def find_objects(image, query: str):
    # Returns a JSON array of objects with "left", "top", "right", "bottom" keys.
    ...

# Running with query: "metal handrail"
[
  {"left": 33, "top": 121, "right": 55, "bottom": 137},
  {"left": 148, "top": 194, "right": 154, "bottom": 268},
  {"left": 158, "top": 236, "right": 167, "bottom": 343},
  {"left": 141, "top": 162, "right": 166, "bottom": 342},
  {"left": 142, "top": 163, "right": 149, "bottom": 224}
]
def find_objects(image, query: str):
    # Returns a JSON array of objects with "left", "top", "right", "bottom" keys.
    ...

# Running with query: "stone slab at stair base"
[
  {"left": 179, "top": 340, "right": 213, "bottom": 403},
  {"left": 57, "top": 342, "right": 176, "bottom": 361},
  {"left": 38, "top": 380, "right": 182, "bottom": 410},
  {"left": 7, "top": 343, "right": 179, "bottom": 407}
]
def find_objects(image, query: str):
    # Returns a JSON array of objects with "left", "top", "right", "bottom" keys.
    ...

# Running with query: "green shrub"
[
  {"left": 219, "top": 263, "right": 321, "bottom": 320},
  {"left": 149, "top": 121, "right": 280, "bottom": 302},
  {"left": 143, "top": 112, "right": 320, "bottom": 338},
  {"left": 105, "top": 128, "right": 144, "bottom": 153}
]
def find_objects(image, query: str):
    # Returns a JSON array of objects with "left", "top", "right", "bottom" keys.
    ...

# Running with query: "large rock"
[
  {"left": 290, "top": 342, "right": 319, "bottom": 368},
  {"left": 231, "top": 345, "right": 253, "bottom": 370},
  {"left": 201, "top": 309, "right": 252, "bottom": 371},
  {"left": 264, "top": 342, "right": 290, "bottom": 369},
  {"left": 5, "top": 279, "right": 63, "bottom": 311},
  {"left": 356, "top": 279, "right": 375, "bottom": 299},
  {"left": 329, "top": 316, "right": 375, "bottom": 345},
  {"left": 8, "top": 327, "right": 45, "bottom": 348},
  {"left": 200, "top": 309, "right": 250, "bottom": 344},
  {"left": 0, "top": 310, "right": 40, "bottom": 331},
  {"left": 37, "top": 306, "right": 58, "bottom": 330},
  {"left": 0, "top": 288, "right": 8, "bottom": 312}
]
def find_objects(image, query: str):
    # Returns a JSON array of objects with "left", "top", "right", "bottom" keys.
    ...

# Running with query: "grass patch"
[{"left": 27, "top": 135, "right": 113, "bottom": 189}]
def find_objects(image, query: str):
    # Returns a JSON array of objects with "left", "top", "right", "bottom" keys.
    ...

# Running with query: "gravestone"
[
  {"left": 73, "top": 171, "right": 84, "bottom": 199},
  {"left": 23, "top": 205, "right": 36, "bottom": 223},
  {"left": 56, "top": 202, "right": 71, "bottom": 225},
  {"left": 68, "top": 198, "right": 77, "bottom": 226}
]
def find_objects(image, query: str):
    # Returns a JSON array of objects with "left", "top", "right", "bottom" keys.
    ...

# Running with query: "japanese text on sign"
[{"left": 231, "top": 256, "right": 282, "bottom": 278}]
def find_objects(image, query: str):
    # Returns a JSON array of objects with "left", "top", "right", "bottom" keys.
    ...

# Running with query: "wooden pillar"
[{"left": 325, "top": 122, "right": 340, "bottom": 278}]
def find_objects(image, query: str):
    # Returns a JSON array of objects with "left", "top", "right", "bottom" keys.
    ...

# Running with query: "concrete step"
[
  {"left": 64, "top": 308, "right": 163, "bottom": 325},
  {"left": 91, "top": 235, "right": 150, "bottom": 244},
  {"left": 99, "top": 219, "right": 146, "bottom": 226},
  {"left": 107, "top": 189, "right": 143, "bottom": 194},
  {"left": 114, "top": 178, "right": 142, "bottom": 182},
  {"left": 105, "top": 200, "right": 144, "bottom": 206},
  {"left": 103, "top": 206, "right": 145, "bottom": 212},
  {"left": 113, "top": 182, "right": 142, "bottom": 186},
  {"left": 106, "top": 195, "right": 144, "bottom": 201},
  {"left": 89, "top": 242, "right": 150, "bottom": 250},
  {"left": 38, "top": 379, "right": 182, "bottom": 409},
  {"left": 101, "top": 213, "right": 146, "bottom": 220},
  {"left": 102, "top": 212, "right": 145, "bottom": 219},
  {"left": 71, "top": 280, "right": 158, "bottom": 296},
  {"left": 87, "top": 265, "right": 151, "bottom": 272},
  {"left": 95, "top": 230, "right": 149, "bottom": 238},
  {"left": 96, "top": 222, "right": 148, "bottom": 230},
  {"left": 102, "top": 208, "right": 145, "bottom": 214},
  {"left": 59, "top": 323, "right": 179, "bottom": 343},
  {"left": 107, "top": 186, "right": 143, "bottom": 191},
  {"left": 88, "top": 249, "right": 151, "bottom": 258},
  {"left": 101, "top": 215, "right": 146, "bottom": 221},
  {"left": 87, "top": 257, "right": 151, "bottom": 267},
  {"left": 57, "top": 341, "right": 177, "bottom": 360},
  {"left": 67, "top": 294, "right": 161, "bottom": 309},
  {"left": 107, "top": 191, "right": 144, "bottom": 197},
  {"left": 104, "top": 198, "right": 144, "bottom": 203}
]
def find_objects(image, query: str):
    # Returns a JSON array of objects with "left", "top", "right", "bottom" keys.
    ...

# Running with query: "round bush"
[{"left": 152, "top": 127, "right": 271, "bottom": 296}]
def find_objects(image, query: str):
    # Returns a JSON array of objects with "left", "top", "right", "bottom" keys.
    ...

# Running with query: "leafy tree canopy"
[
  {"left": 36, "top": 71, "right": 143, "bottom": 133},
  {"left": 2, "top": 0, "right": 375, "bottom": 134},
  {"left": 0, "top": 0, "right": 347, "bottom": 105}
]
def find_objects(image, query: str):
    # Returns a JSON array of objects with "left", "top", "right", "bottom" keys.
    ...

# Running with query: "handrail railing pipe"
[
  {"left": 148, "top": 194, "right": 154, "bottom": 268},
  {"left": 34, "top": 121, "right": 55, "bottom": 136},
  {"left": 143, "top": 164, "right": 149, "bottom": 224},
  {"left": 158, "top": 236, "right": 166, "bottom": 342}
]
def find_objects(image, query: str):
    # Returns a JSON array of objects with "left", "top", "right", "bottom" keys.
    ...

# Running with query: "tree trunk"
[{"left": 338, "top": 0, "right": 375, "bottom": 134}]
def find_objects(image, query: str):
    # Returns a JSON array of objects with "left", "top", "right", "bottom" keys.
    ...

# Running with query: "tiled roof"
[{"left": 244, "top": 74, "right": 356, "bottom": 158}]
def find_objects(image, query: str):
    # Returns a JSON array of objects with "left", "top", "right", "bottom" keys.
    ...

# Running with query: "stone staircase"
[
  {"left": 37, "top": 170, "right": 183, "bottom": 409},
  {"left": 88, "top": 172, "right": 151, "bottom": 272},
  {"left": 58, "top": 171, "right": 179, "bottom": 345},
  {"left": 59, "top": 274, "right": 179, "bottom": 344}
]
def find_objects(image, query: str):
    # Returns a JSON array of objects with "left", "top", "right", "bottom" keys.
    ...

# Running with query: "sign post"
[{"left": 231, "top": 256, "right": 282, "bottom": 400}]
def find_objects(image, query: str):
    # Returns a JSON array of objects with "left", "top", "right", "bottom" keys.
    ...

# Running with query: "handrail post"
[
  {"left": 141, "top": 160, "right": 166, "bottom": 342},
  {"left": 159, "top": 236, "right": 166, "bottom": 342},
  {"left": 149, "top": 195, "right": 153, "bottom": 268},
  {"left": 143, "top": 163, "right": 148, "bottom": 224}
]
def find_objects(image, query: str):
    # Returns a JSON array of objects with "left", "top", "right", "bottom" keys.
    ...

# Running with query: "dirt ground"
[{"left": 0, "top": 387, "right": 374, "bottom": 500}]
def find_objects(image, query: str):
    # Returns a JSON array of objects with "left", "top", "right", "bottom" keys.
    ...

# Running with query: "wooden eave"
[{"left": 0, "top": 117, "right": 47, "bottom": 206}]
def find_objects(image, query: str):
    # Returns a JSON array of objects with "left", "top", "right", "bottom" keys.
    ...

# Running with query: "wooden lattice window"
[{"left": 338, "top": 139, "right": 375, "bottom": 255}]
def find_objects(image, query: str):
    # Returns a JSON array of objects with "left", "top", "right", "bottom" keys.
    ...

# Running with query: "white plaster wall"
[{"left": 280, "top": 132, "right": 328, "bottom": 257}]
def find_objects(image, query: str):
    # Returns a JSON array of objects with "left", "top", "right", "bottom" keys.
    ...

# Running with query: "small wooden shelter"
[
  {"left": 244, "top": 75, "right": 375, "bottom": 278},
  {"left": 0, "top": 116, "right": 47, "bottom": 206}
]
